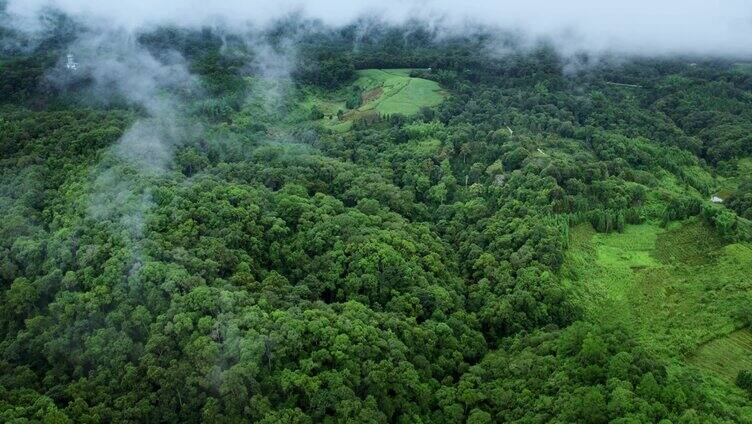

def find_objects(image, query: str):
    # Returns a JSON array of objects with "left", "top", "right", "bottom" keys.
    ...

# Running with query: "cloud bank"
[{"left": 5, "top": 0, "right": 752, "bottom": 57}]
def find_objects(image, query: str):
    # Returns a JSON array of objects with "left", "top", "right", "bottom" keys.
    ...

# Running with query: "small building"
[
  {"left": 493, "top": 174, "right": 506, "bottom": 186},
  {"left": 711, "top": 195, "right": 724, "bottom": 204},
  {"left": 66, "top": 53, "right": 78, "bottom": 71}
]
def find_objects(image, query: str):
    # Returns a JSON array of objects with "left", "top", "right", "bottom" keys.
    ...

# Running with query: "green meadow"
[
  {"left": 304, "top": 68, "right": 446, "bottom": 131},
  {"left": 691, "top": 329, "right": 752, "bottom": 381},
  {"left": 562, "top": 219, "right": 752, "bottom": 377},
  {"left": 353, "top": 69, "right": 446, "bottom": 116}
]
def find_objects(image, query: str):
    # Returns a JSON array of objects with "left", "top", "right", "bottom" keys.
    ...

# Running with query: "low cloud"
[
  {"left": 5, "top": 0, "right": 752, "bottom": 57},
  {"left": 41, "top": 21, "right": 200, "bottom": 258}
]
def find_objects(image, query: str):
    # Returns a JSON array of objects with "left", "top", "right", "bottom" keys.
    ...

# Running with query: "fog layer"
[{"left": 6, "top": 0, "right": 752, "bottom": 57}]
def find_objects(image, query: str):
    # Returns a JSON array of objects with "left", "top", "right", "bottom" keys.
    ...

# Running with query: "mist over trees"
[{"left": 2, "top": 2, "right": 752, "bottom": 423}]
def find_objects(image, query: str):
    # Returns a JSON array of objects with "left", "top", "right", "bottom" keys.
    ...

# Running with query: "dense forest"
[{"left": 3, "top": 9, "right": 752, "bottom": 423}]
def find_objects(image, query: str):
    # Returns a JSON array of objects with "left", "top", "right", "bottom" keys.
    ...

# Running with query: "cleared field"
[
  {"left": 354, "top": 69, "right": 446, "bottom": 116},
  {"left": 562, "top": 219, "right": 752, "bottom": 372},
  {"left": 690, "top": 329, "right": 752, "bottom": 381},
  {"left": 305, "top": 68, "right": 447, "bottom": 131}
]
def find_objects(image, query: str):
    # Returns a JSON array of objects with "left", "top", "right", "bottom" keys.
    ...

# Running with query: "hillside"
[
  {"left": 563, "top": 220, "right": 752, "bottom": 365},
  {"left": 3, "top": 16, "right": 752, "bottom": 423}
]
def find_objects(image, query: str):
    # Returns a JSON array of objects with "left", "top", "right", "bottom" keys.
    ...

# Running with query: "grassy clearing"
[
  {"left": 354, "top": 69, "right": 446, "bottom": 116},
  {"left": 563, "top": 224, "right": 659, "bottom": 334},
  {"left": 562, "top": 219, "right": 752, "bottom": 369},
  {"left": 304, "top": 68, "right": 446, "bottom": 131},
  {"left": 690, "top": 329, "right": 752, "bottom": 381}
]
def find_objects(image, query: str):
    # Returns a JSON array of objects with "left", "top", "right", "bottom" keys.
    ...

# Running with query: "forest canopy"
[{"left": 2, "top": 2, "right": 752, "bottom": 423}]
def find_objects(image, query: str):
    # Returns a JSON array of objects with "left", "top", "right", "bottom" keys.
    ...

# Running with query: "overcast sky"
[{"left": 6, "top": 0, "right": 752, "bottom": 56}]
